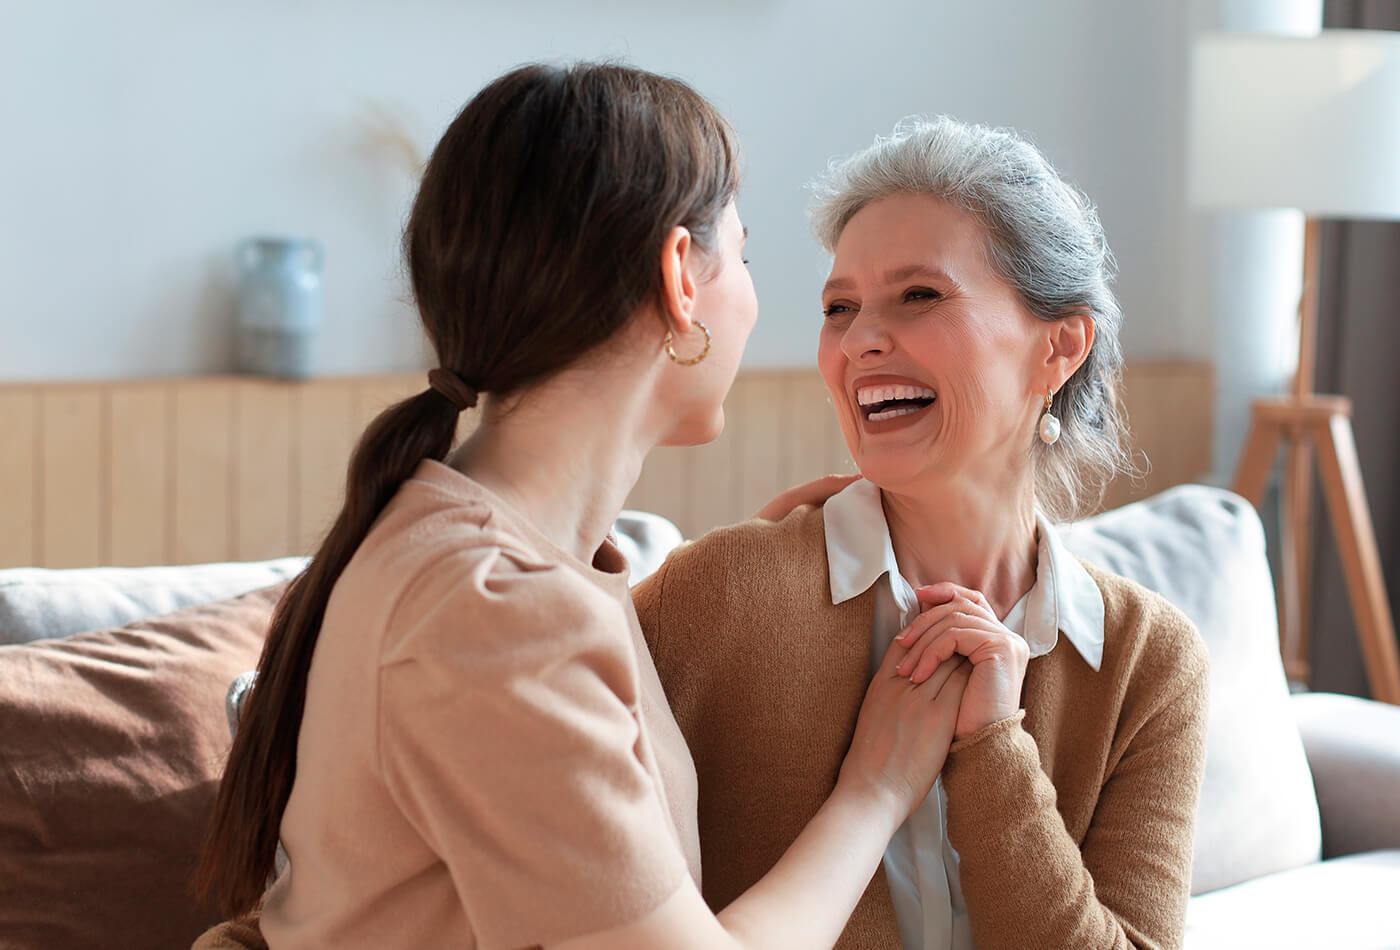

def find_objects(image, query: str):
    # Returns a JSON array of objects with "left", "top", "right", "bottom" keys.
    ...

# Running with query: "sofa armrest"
[{"left": 1290, "top": 691, "right": 1400, "bottom": 859}]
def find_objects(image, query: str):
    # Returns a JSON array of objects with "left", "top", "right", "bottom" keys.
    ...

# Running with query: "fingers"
[
  {"left": 894, "top": 600, "right": 983, "bottom": 672},
  {"left": 930, "top": 660, "right": 973, "bottom": 712},
  {"left": 909, "top": 630, "right": 982, "bottom": 684},
  {"left": 875, "top": 630, "right": 912, "bottom": 677},
  {"left": 904, "top": 652, "right": 966, "bottom": 698},
  {"left": 810, "top": 472, "right": 864, "bottom": 493},
  {"left": 752, "top": 473, "right": 863, "bottom": 522},
  {"left": 915, "top": 582, "right": 993, "bottom": 615},
  {"left": 896, "top": 590, "right": 991, "bottom": 649},
  {"left": 901, "top": 620, "right": 1021, "bottom": 684},
  {"left": 909, "top": 628, "right": 991, "bottom": 684}
]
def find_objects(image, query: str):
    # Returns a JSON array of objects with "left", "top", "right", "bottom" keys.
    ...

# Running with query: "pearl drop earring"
[{"left": 1038, "top": 388, "right": 1061, "bottom": 445}]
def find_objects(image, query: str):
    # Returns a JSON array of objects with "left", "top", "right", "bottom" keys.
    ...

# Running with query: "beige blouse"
[{"left": 259, "top": 460, "right": 700, "bottom": 949}]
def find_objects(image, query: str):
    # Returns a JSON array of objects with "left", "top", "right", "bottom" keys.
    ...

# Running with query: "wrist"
[
  {"left": 951, "top": 708, "right": 1027, "bottom": 753},
  {"left": 830, "top": 774, "right": 906, "bottom": 838},
  {"left": 955, "top": 710, "right": 1018, "bottom": 740}
]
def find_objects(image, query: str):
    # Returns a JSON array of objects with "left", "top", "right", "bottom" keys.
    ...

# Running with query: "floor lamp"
[{"left": 1190, "top": 30, "right": 1400, "bottom": 705}]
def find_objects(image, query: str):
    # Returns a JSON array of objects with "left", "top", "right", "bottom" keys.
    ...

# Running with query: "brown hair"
[{"left": 195, "top": 61, "right": 740, "bottom": 916}]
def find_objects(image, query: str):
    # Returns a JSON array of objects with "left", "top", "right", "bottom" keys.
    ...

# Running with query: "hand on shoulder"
[{"left": 752, "top": 474, "right": 861, "bottom": 522}]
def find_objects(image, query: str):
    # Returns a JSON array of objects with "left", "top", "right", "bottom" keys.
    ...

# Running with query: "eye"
[
  {"left": 903, "top": 286, "right": 940, "bottom": 303},
  {"left": 742, "top": 257, "right": 750, "bottom": 266},
  {"left": 822, "top": 302, "right": 854, "bottom": 319}
]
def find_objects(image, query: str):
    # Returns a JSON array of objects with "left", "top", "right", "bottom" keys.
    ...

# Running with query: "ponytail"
[{"left": 195, "top": 390, "right": 458, "bottom": 915}]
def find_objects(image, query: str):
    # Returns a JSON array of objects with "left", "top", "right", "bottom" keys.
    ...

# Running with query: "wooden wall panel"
[
  {"left": 786, "top": 375, "right": 846, "bottom": 486},
  {"left": 109, "top": 385, "right": 171, "bottom": 566},
  {"left": 824, "top": 416, "right": 856, "bottom": 475},
  {"left": 173, "top": 382, "right": 234, "bottom": 565},
  {"left": 631, "top": 372, "right": 852, "bottom": 539},
  {"left": 350, "top": 374, "right": 420, "bottom": 435},
  {"left": 687, "top": 394, "right": 740, "bottom": 540},
  {"left": 627, "top": 446, "right": 691, "bottom": 532},
  {"left": 295, "top": 381, "right": 357, "bottom": 555},
  {"left": 234, "top": 382, "right": 294, "bottom": 562},
  {"left": 0, "top": 391, "right": 38, "bottom": 568},
  {"left": 1103, "top": 361, "right": 1215, "bottom": 511},
  {"left": 1, "top": 362, "right": 1214, "bottom": 567},
  {"left": 39, "top": 389, "right": 104, "bottom": 568},
  {"left": 732, "top": 375, "right": 788, "bottom": 526}
]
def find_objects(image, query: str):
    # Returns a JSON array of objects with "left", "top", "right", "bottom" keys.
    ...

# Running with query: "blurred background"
[
  {"left": 3, "top": 0, "right": 1397, "bottom": 699},
  {"left": 0, "top": 0, "right": 1267, "bottom": 457}
]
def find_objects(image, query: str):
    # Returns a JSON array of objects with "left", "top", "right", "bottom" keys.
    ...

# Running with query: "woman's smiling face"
[{"left": 817, "top": 193, "right": 1049, "bottom": 493}]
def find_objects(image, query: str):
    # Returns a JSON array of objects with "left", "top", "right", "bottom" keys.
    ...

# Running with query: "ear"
[
  {"left": 657, "top": 225, "right": 698, "bottom": 336},
  {"left": 1041, "top": 311, "right": 1095, "bottom": 391}
]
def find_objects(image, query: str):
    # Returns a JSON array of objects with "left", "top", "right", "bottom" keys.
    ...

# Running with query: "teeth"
[
  {"left": 856, "top": 383, "right": 937, "bottom": 406},
  {"left": 868, "top": 405, "right": 925, "bottom": 422}
]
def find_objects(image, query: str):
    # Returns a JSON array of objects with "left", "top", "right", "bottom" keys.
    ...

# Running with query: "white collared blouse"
[{"left": 822, "top": 478, "right": 1105, "bottom": 950}]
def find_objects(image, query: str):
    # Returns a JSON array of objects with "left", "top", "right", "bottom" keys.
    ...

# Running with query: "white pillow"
[
  {"left": 1061, "top": 484, "right": 1322, "bottom": 895},
  {"left": 0, "top": 559, "right": 308, "bottom": 646},
  {"left": 0, "top": 511, "right": 687, "bottom": 650},
  {"left": 613, "top": 510, "right": 685, "bottom": 583}
]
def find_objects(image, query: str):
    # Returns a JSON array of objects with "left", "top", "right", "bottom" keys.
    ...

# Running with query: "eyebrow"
[{"left": 822, "top": 264, "right": 951, "bottom": 296}]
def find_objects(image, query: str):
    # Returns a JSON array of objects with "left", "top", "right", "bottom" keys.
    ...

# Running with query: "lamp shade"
[{"left": 1189, "top": 30, "right": 1400, "bottom": 220}]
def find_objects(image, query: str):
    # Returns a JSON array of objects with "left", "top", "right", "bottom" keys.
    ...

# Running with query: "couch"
[
  {"left": 1060, "top": 488, "right": 1400, "bottom": 948},
  {"left": 1, "top": 488, "right": 1396, "bottom": 949}
]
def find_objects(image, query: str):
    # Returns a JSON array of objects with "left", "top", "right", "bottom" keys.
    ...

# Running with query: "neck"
[
  {"left": 448, "top": 362, "right": 662, "bottom": 566},
  {"left": 881, "top": 473, "right": 1038, "bottom": 620}
]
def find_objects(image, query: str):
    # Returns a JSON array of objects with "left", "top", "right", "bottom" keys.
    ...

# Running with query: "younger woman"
[{"left": 195, "top": 63, "right": 970, "bottom": 949}]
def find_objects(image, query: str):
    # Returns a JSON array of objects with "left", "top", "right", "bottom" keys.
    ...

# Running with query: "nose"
[{"left": 840, "top": 307, "right": 893, "bottom": 362}]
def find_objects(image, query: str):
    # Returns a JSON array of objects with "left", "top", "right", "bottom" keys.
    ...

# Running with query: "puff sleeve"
[{"left": 377, "top": 551, "right": 688, "bottom": 950}]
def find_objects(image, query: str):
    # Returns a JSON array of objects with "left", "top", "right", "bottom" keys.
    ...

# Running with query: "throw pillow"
[
  {"left": 0, "top": 583, "right": 285, "bottom": 950},
  {"left": 1061, "top": 484, "right": 1322, "bottom": 894},
  {"left": 0, "top": 559, "right": 305, "bottom": 646}
]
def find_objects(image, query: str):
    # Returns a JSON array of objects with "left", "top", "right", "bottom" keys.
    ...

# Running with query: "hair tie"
[{"left": 427, "top": 368, "right": 480, "bottom": 412}]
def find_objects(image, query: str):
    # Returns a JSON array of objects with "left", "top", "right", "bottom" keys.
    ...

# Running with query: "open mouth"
[{"left": 856, "top": 384, "right": 937, "bottom": 422}]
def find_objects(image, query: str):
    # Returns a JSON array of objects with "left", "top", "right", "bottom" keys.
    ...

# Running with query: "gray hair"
[{"left": 811, "top": 116, "right": 1132, "bottom": 521}]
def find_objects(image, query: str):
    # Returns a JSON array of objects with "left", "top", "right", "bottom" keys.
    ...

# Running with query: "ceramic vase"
[{"left": 235, "top": 237, "right": 324, "bottom": 379}]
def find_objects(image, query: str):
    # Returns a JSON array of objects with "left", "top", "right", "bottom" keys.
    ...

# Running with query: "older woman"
[{"left": 635, "top": 117, "right": 1208, "bottom": 950}]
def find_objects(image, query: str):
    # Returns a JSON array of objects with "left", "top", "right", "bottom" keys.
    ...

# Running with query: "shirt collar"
[
  {"left": 822, "top": 479, "right": 1104, "bottom": 671},
  {"left": 823, "top": 477, "right": 894, "bottom": 605}
]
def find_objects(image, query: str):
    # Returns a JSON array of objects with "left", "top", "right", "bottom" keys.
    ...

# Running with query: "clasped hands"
[
  {"left": 893, "top": 582, "right": 1030, "bottom": 740},
  {"left": 754, "top": 476, "right": 1030, "bottom": 815},
  {"left": 842, "top": 582, "right": 1030, "bottom": 822},
  {"left": 752, "top": 475, "right": 1031, "bottom": 736}
]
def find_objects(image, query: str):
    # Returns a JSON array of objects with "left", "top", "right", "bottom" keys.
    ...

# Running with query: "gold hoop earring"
[
  {"left": 1038, "top": 387, "right": 1061, "bottom": 445},
  {"left": 664, "top": 321, "right": 711, "bottom": 366}
]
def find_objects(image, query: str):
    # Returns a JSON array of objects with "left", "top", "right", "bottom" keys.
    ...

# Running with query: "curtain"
[{"left": 1308, "top": 1, "right": 1400, "bottom": 697}]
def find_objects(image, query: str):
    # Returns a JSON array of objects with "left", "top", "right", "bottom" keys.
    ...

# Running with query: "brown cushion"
[{"left": 0, "top": 583, "right": 285, "bottom": 950}]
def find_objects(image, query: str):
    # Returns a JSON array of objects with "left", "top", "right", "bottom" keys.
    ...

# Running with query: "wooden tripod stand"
[{"left": 1230, "top": 219, "right": 1400, "bottom": 705}]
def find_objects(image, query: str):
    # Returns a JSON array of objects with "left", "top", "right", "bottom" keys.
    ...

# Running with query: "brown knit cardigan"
[
  {"left": 632, "top": 505, "right": 1210, "bottom": 950},
  {"left": 194, "top": 504, "right": 1209, "bottom": 950}
]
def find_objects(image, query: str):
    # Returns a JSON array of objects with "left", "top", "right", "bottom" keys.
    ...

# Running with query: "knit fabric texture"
[{"left": 634, "top": 504, "right": 1209, "bottom": 950}]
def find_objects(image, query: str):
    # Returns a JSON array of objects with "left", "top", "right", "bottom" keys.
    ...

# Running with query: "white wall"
[
  {"left": 1, "top": 0, "right": 1198, "bottom": 381},
  {"left": 1186, "top": 0, "right": 1322, "bottom": 482}
]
